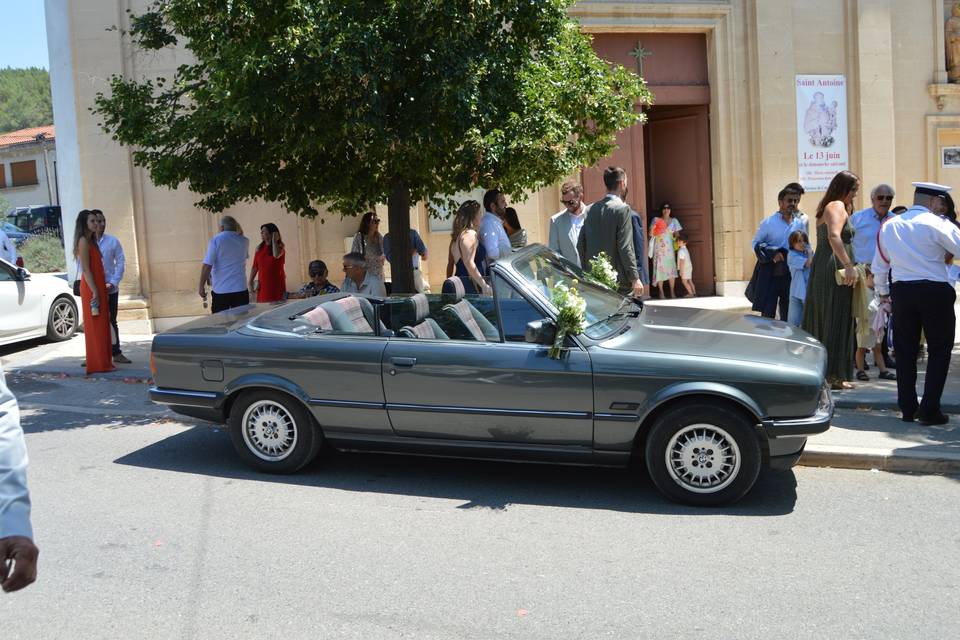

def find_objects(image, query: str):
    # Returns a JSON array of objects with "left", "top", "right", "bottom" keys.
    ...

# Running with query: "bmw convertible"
[{"left": 149, "top": 244, "right": 832, "bottom": 506}]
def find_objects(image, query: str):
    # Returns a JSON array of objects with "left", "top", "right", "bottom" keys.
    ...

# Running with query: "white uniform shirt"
[
  {"left": 202, "top": 231, "right": 249, "bottom": 294},
  {"left": 0, "top": 365, "right": 32, "bottom": 540},
  {"left": 98, "top": 233, "right": 126, "bottom": 289},
  {"left": 479, "top": 211, "right": 512, "bottom": 261},
  {"left": 872, "top": 205, "right": 960, "bottom": 295},
  {"left": 0, "top": 229, "right": 16, "bottom": 265}
]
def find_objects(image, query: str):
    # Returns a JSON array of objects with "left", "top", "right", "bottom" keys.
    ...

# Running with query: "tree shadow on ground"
[{"left": 114, "top": 425, "right": 800, "bottom": 517}]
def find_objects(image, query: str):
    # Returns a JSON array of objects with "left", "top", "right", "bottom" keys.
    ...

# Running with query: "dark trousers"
[
  {"left": 108, "top": 291, "right": 121, "bottom": 355},
  {"left": 891, "top": 281, "right": 956, "bottom": 418},
  {"left": 211, "top": 290, "right": 250, "bottom": 313},
  {"left": 760, "top": 273, "right": 791, "bottom": 321}
]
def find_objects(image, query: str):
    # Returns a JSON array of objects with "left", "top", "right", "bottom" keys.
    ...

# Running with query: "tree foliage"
[
  {"left": 93, "top": 0, "right": 651, "bottom": 290},
  {"left": 0, "top": 67, "right": 53, "bottom": 133}
]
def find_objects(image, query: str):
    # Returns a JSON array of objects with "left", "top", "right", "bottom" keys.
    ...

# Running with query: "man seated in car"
[
  {"left": 288, "top": 260, "right": 340, "bottom": 298},
  {"left": 340, "top": 252, "right": 387, "bottom": 297}
]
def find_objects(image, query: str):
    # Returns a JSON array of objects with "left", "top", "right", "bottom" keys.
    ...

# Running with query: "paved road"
[{"left": 3, "top": 375, "right": 959, "bottom": 639}]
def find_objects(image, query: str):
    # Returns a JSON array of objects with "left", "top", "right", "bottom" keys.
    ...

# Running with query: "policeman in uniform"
[{"left": 872, "top": 182, "right": 960, "bottom": 425}]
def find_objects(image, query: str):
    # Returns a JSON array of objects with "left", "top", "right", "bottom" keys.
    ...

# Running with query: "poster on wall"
[{"left": 796, "top": 75, "right": 848, "bottom": 192}]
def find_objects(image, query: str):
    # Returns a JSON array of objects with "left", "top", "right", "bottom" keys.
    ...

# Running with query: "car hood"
[{"left": 598, "top": 305, "right": 826, "bottom": 374}]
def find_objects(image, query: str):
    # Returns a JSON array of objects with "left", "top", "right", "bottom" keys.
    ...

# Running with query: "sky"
[{"left": 0, "top": 1, "right": 49, "bottom": 69}]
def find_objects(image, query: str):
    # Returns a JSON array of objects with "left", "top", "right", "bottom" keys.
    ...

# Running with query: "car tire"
[
  {"left": 228, "top": 389, "right": 323, "bottom": 474},
  {"left": 46, "top": 295, "right": 78, "bottom": 342},
  {"left": 644, "top": 402, "right": 761, "bottom": 507}
]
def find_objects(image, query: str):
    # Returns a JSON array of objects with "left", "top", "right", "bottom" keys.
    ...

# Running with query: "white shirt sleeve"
[
  {"left": 114, "top": 239, "right": 126, "bottom": 286},
  {"left": 871, "top": 235, "right": 891, "bottom": 296},
  {"left": 202, "top": 236, "right": 218, "bottom": 266},
  {"left": 0, "top": 368, "right": 32, "bottom": 540}
]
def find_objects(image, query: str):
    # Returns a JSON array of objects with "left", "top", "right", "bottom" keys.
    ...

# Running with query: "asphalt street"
[{"left": 2, "top": 372, "right": 959, "bottom": 639}]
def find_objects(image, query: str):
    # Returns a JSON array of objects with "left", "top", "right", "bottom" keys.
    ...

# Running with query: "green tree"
[
  {"left": 93, "top": 1, "right": 650, "bottom": 292},
  {"left": 0, "top": 67, "right": 53, "bottom": 132}
]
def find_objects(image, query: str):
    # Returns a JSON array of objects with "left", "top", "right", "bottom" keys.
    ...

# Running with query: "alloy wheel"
[
  {"left": 242, "top": 399, "right": 299, "bottom": 462},
  {"left": 664, "top": 423, "right": 741, "bottom": 494}
]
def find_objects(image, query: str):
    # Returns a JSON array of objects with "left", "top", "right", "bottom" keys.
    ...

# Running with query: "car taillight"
[{"left": 149, "top": 352, "right": 157, "bottom": 378}]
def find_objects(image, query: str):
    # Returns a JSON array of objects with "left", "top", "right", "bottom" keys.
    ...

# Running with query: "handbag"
[{"left": 73, "top": 278, "right": 81, "bottom": 296}]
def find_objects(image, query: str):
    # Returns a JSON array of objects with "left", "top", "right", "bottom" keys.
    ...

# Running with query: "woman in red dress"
[
  {"left": 248, "top": 223, "right": 286, "bottom": 303},
  {"left": 74, "top": 209, "right": 114, "bottom": 374}
]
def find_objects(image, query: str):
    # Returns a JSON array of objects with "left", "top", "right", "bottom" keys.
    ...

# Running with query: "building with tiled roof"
[{"left": 0, "top": 124, "right": 58, "bottom": 211}]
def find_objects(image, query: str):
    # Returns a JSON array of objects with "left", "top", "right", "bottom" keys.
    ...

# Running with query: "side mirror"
[
  {"left": 525, "top": 318, "right": 557, "bottom": 345},
  {"left": 16, "top": 267, "right": 30, "bottom": 281}
]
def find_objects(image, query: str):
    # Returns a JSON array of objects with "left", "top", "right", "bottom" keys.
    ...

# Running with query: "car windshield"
[{"left": 511, "top": 250, "right": 637, "bottom": 339}]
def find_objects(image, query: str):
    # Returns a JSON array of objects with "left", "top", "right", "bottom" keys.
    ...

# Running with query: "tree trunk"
[{"left": 387, "top": 179, "right": 415, "bottom": 293}]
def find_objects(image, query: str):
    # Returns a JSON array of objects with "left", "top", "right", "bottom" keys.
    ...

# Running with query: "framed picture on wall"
[{"left": 942, "top": 146, "right": 960, "bottom": 168}]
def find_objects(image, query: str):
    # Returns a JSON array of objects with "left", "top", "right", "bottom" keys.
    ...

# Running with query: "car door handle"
[{"left": 390, "top": 357, "right": 417, "bottom": 368}]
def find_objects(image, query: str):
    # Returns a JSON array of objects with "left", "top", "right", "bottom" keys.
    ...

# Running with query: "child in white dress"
[{"left": 676, "top": 231, "right": 696, "bottom": 297}]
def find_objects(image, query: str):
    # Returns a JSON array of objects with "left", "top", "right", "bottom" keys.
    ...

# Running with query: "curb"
[
  {"left": 833, "top": 398, "right": 960, "bottom": 412},
  {"left": 799, "top": 444, "right": 960, "bottom": 474},
  {"left": 7, "top": 368, "right": 153, "bottom": 385}
]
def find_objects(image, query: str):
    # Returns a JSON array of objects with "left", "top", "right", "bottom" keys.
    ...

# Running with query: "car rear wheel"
[
  {"left": 644, "top": 403, "right": 761, "bottom": 506},
  {"left": 46, "top": 295, "right": 78, "bottom": 342},
  {"left": 228, "top": 389, "right": 323, "bottom": 473}
]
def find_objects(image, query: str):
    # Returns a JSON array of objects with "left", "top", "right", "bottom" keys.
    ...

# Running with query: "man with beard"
[
  {"left": 576, "top": 166, "right": 644, "bottom": 297},
  {"left": 750, "top": 184, "right": 808, "bottom": 319}
]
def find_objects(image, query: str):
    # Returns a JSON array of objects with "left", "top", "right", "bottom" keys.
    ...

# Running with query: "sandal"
[
  {"left": 878, "top": 370, "right": 897, "bottom": 380},
  {"left": 855, "top": 370, "right": 869, "bottom": 381}
]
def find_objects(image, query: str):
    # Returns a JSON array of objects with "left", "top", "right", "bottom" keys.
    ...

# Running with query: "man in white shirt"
[
  {"left": 872, "top": 181, "right": 960, "bottom": 425},
  {"left": 341, "top": 252, "right": 387, "bottom": 297},
  {"left": 548, "top": 181, "right": 588, "bottom": 266},
  {"left": 198, "top": 216, "right": 250, "bottom": 313},
  {"left": 0, "top": 227, "right": 17, "bottom": 266},
  {"left": 93, "top": 210, "right": 131, "bottom": 363},
  {"left": 0, "top": 364, "right": 39, "bottom": 592},
  {"left": 480, "top": 189, "right": 513, "bottom": 264}
]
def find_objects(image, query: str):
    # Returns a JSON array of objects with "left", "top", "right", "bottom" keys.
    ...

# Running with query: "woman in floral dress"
[{"left": 648, "top": 202, "right": 682, "bottom": 298}]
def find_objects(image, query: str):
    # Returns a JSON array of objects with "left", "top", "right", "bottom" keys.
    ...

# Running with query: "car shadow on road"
[{"left": 114, "top": 425, "right": 800, "bottom": 516}]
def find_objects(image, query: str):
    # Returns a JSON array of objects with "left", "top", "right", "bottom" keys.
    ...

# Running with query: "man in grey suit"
[
  {"left": 549, "top": 181, "right": 589, "bottom": 266},
  {"left": 0, "top": 365, "right": 38, "bottom": 592},
  {"left": 577, "top": 166, "right": 645, "bottom": 297}
]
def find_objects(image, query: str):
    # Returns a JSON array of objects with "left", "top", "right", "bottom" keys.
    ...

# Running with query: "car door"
[
  {"left": 0, "top": 261, "right": 43, "bottom": 341},
  {"left": 381, "top": 279, "right": 594, "bottom": 446}
]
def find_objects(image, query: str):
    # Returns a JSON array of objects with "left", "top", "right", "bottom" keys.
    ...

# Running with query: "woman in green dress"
[{"left": 801, "top": 171, "right": 861, "bottom": 389}]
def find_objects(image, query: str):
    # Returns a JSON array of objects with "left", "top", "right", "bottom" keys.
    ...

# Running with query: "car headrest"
[
  {"left": 411, "top": 293, "right": 429, "bottom": 323},
  {"left": 441, "top": 277, "right": 465, "bottom": 304}
]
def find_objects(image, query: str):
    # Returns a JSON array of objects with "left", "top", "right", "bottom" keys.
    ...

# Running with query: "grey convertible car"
[{"left": 149, "top": 244, "right": 832, "bottom": 506}]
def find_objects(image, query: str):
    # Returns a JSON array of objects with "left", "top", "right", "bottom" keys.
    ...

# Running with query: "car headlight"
[{"left": 817, "top": 383, "right": 834, "bottom": 416}]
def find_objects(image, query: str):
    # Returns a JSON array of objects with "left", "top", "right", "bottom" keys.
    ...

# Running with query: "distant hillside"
[{"left": 0, "top": 67, "right": 53, "bottom": 133}]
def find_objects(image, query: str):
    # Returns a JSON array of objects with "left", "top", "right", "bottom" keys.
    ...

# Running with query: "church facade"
[{"left": 45, "top": 0, "right": 960, "bottom": 328}]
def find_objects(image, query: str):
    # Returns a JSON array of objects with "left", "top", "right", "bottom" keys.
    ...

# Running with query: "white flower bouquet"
[
  {"left": 549, "top": 282, "right": 587, "bottom": 359},
  {"left": 587, "top": 251, "right": 618, "bottom": 291}
]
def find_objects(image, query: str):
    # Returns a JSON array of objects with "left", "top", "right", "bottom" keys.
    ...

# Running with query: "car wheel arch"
[
  {"left": 631, "top": 389, "right": 764, "bottom": 461},
  {"left": 221, "top": 375, "right": 315, "bottom": 425}
]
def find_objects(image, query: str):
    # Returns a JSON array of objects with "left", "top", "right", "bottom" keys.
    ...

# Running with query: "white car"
[{"left": 0, "top": 258, "right": 79, "bottom": 346}]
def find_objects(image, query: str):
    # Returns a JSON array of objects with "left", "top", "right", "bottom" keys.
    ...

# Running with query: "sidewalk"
[{"left": 2, "top": 304, "right": 959, "bottom": 476}]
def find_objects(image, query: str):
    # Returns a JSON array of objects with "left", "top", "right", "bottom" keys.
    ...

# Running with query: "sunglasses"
[
  {"left": 371, "top": 217, "right": 381, "bottom": 223},
  {"left": 876, "top": 195, "right": 893, "bottom": 201},
  {"left": 561, "top": 199, "right": 578, "bottom": 205}
]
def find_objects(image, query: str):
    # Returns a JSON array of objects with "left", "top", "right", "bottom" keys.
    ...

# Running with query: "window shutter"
[{"left": 10, "top": 160, "right": 38, "bottom": 187}]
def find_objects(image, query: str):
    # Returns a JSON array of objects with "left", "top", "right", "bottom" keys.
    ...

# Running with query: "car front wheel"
[
  {"left": 46, "top": 295, "right": 78, "bottom": 341},
  {"left": 228, "top": 389, "right": 323, "bottom": 473},
  {"left": 644, "top": 403, "right": 761, "bottom": 506}
]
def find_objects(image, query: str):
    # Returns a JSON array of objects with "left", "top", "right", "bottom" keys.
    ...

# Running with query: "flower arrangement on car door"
[{"left": 549, "top": 283, "right": 587, "bottom": 359}]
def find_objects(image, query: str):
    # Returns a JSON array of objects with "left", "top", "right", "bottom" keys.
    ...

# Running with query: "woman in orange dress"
[
  {"left": 74, "top": 209, "right": 114, "bottom": 374},
  {"left": 248, "top": 223, "right": 286, "bottom": 303}
]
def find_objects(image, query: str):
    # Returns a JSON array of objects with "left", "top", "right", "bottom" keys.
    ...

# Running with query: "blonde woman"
[{"left": 449, "top": 200, "right": 492, "bottom": 295}]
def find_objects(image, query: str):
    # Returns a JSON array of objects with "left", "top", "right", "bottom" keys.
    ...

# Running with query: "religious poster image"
[{"left": 796, "top": 75, "right": 848, "bottom": 192}]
